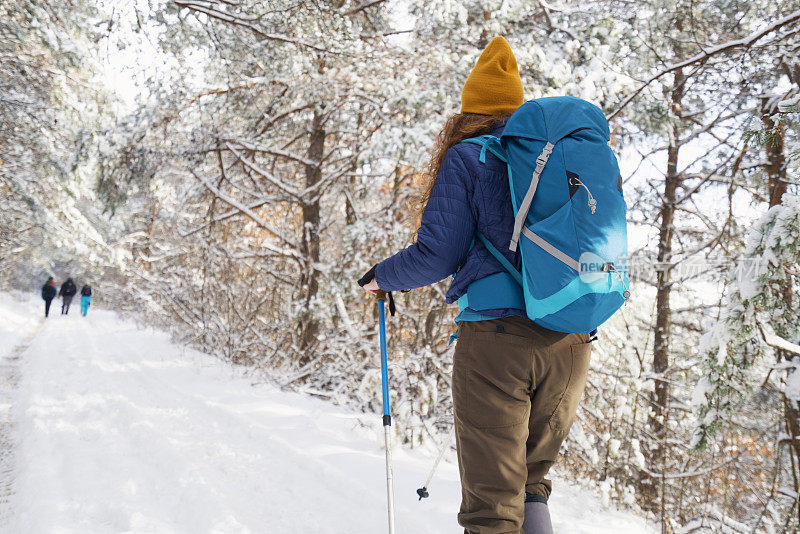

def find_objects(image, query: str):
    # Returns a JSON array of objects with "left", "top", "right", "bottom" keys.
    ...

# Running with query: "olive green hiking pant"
[{"left": 452, "top": 315, "right": 592, "bottom": 534}]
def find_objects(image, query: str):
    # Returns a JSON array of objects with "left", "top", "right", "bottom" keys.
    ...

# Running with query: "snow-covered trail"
[
  {"left": 0, "top": 325, "right": 42, "bottom": 522},
  {"left": 0, "top": 294, "right": 653, "bottom": 533},
  {"left": 0, "top": 293, "right": 43, "bottom": 529}
]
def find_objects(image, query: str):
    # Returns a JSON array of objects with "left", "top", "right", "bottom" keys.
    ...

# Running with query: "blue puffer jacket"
[{"left": 375, "top": 122, "right": 524, "bottom": 317}]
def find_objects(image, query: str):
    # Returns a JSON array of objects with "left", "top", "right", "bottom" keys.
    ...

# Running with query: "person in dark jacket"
[
  {"left": 58, "top": 277, "right": 77, "bottom": 315},
  {"left": 80, "top": 284, "right": 92, "bottom": 317},
  {"left": 41, "top": 277, "right": 56, "bottom": 318},
  {"left": 359, "top": 38, "right": 591, "bottom": 534}
]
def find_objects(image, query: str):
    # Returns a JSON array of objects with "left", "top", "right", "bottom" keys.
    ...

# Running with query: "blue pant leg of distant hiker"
[{"left": 81, "top": 296, "right": 91, "bottom": 316}]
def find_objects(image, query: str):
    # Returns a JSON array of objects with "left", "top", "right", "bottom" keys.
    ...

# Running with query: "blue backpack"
[{"left": 462, "top": 96, "right": 629, "bottom": 333}]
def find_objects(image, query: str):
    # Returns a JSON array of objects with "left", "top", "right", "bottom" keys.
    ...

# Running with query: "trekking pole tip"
[{"left": 416, "top": 487, "right": 429, "bottom": 500}]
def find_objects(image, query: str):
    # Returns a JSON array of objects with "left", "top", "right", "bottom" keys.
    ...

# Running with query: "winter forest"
[{"left": 1, "top": 0, "right": 800, "bottom": 532}]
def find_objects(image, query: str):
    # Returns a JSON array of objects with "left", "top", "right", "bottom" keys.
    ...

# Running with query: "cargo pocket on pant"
[
  {"left": 548, "top": 342, "right": 592, "bottom": 436},
  {"left": 464, "top": 331, "right": 531, "bottom": 429}
]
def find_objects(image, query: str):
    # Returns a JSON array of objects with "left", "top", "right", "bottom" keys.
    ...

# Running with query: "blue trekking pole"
[{"left": 376, "top": 290, "right": 396, "bottom": 534}]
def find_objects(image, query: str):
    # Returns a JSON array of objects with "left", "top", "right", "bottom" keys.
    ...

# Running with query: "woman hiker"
[
  {"left": 41, "top": 276, "right": 56, "bottom": 318},
  {"left": 358, "top": 37, "right": 592, "bottom": 534},
  {"left": 80, "top": 284, "right": 92, "bottom": 317}
]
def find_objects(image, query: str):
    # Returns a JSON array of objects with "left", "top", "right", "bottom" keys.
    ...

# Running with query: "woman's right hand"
[
  {"left": 363, "top": 278, "right": 380, "bottom": 294},
  {"left": 357, "top": 264, "right": 378, "bottom": 293}
]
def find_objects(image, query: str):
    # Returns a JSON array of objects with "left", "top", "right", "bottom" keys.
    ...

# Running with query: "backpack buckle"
[{"left": 535, "top": 143, "right": 554, "bottom": 166}]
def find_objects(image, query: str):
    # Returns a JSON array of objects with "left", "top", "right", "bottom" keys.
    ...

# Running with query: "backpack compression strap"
[
  {"left": 509, "top": 142, "right": 554, "bottom": 252},
  {"left": 520, "top": 227, "right": 580, "bottom": 272}
]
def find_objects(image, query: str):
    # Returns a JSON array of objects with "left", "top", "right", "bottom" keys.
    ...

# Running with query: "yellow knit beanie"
[{"left": 461, "top": 36, "right": 524, "bottom": 116}]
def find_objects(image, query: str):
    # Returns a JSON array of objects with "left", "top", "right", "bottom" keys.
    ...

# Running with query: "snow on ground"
[
  {"left": 0, "top": 292, "right": 45, "bottom": 528},
  {"left": 0, "top": 292, "right": 42, "bottom": 359},
  {"left": 0, "top": 293, "right": 653, "bottom": 533}
]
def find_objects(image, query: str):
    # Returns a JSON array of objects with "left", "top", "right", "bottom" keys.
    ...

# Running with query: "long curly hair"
[{"left": 412, "top": 112, "right": 511, "bottom": 228}]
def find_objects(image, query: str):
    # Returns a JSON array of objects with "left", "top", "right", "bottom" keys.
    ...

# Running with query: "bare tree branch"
[
  {"left": 190, "top": 168, "right": 302, "bottom": 258},
  {"left": 343, "top": 0, "right": 387, "bottom": 16},
  {"left": 607, "top": 10, "right": 800, "bottom": 120},
  {"left": 174, "top": 1, "right": 330, "bottom": 53}
]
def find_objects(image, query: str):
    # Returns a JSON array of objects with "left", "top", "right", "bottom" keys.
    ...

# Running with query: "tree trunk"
[
  {"left": 763, "top": 101, "right": 788, "bottom": 208},
  {"left": 345, "top": 113, "right": 363, "bottom": 225},
  {"left": 763, "top": 101, "right": 800, "bottom": 501},
  {"left": 645, "top": 67, "right": 685, "bottom": 519},
  {"left": 298, "top": 107, "right": 324, "bottom": 361}
]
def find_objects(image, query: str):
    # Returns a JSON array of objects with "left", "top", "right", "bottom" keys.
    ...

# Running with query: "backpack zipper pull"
[
  {"left": 603, "top": 263, "right": 630, "bottom": 300},
  {"left": 569, "top": 176, "right": 597, "bottom": 214}
]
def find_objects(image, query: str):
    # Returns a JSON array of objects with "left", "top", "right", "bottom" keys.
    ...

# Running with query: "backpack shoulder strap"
[
  {"left": 457, "top": 137, "right": 522, "bottom": 286},
  {"left": 476, "top": 232, "right": 522, "bottom": 287},
  {"left": 460, "top": 135, "right": 507, "bottom": 163}
]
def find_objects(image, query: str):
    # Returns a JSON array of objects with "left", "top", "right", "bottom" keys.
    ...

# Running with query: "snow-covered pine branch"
[{"left": 693, "top": 194, "right": 800, "bottom": 451}]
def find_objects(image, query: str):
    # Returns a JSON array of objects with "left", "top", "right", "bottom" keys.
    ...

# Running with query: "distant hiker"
[
  {"left": 360, "top": 37, "right": 627, "bottom": 534},
  {"left": 80, "top": 285, "right": 92, "bottom": 317},
  {"left": 59, "top": 277, "right": 77, "bottom": 315},
  {"left": 41, "top": 277, "right": 56, "bottom": 318}
]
